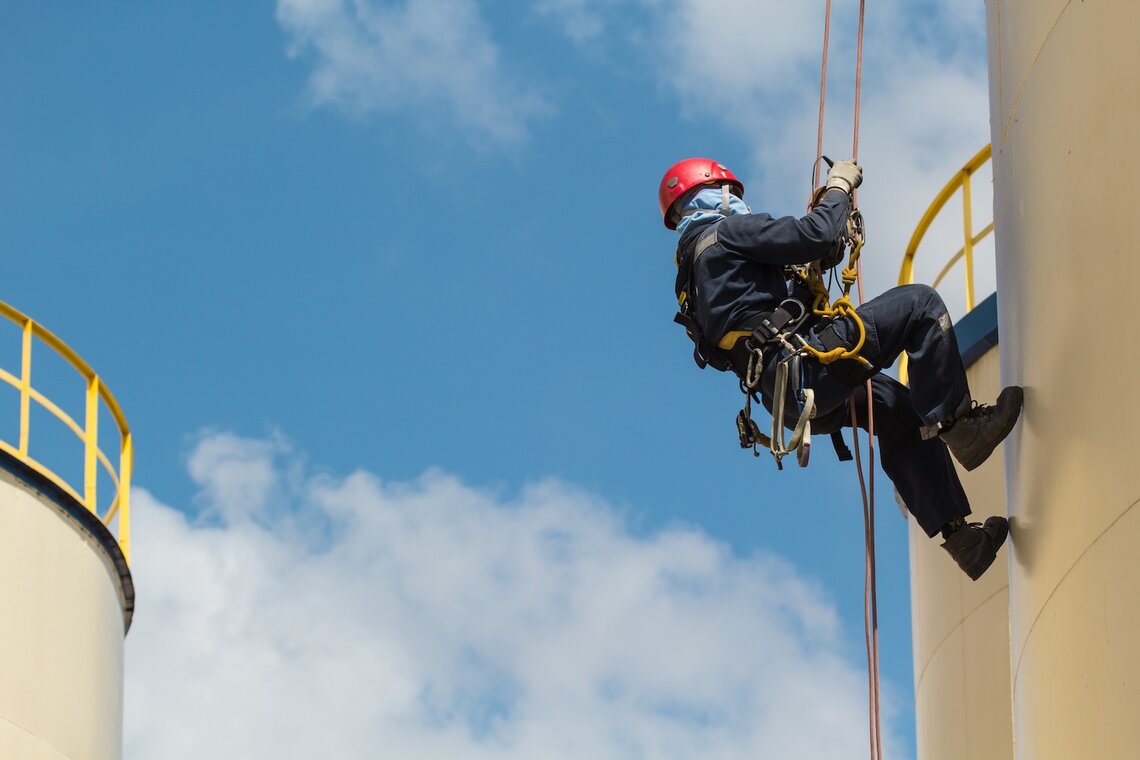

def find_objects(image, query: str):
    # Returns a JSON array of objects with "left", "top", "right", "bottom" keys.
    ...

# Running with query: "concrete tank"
[{"left": 985, "top": 1, "right": 1140, "bottom": 757}]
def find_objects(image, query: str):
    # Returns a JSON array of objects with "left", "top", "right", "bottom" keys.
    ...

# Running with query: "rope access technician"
[{"left": 661, "top": 157, "right": 1023, "bottom": 580}]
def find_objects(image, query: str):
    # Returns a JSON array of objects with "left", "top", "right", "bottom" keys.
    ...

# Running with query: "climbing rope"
[
  {"left": 812, "top": 0, "right": 833, "bottom": 192},
  {"left": 811, "top": 1, "right": 883, "bottom": 759}
]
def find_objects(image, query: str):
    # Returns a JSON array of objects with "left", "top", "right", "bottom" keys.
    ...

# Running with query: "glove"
[{"left": 825, "top": 159, "right": 863, "bottom": 194}]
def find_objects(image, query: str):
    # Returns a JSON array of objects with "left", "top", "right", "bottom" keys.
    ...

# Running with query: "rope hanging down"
[{"left": 811, "top": 2, "right": 883, "bottom": 759}]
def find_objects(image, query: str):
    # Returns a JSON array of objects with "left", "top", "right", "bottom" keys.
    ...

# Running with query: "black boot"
[
  {"left": 941, "top": 516, "right": 1009, "bottom": 580},
  {"left": 939, "top": 386, "right": 1024, "bottom": 471}
]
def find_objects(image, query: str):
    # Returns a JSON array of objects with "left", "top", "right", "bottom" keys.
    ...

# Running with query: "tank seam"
[
  {"left": 0, "top": 712, "right": 70, "bottom": 759},
  {"left": 1000, "top": 0, "right": 1074, "bottom": 139},
  {"left": 1011, "top": 494, "right": 1140, "bottom": 689},
  {"left": 913, "top": 584, "right": 1008, "bottom": 691}
]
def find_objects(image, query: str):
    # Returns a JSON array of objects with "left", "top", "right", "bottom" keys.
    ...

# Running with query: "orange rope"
[
  {"left": 852, "top": 0, "right": 865, "bottom": 166},
  {"left": 852, "top": 0, "right": 882, "bottom": 754},
  {"left": 815, "top": 0, "right": 883, "bottom": 757},
  {"left": 812, "top": 0, "right": 833, "bottom": 197},
  {"left": 850, "top": 0, "right": 883, "bottom": 756}
]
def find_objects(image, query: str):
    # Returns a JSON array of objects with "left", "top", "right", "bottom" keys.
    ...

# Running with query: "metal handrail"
[
  {"left": 898, "top": 143, "right": 993, "bottom": 306},
  {"left": 897, "top": 144, "right": 994, "bottom": 384},
  {"left": 0, "top": 301, "right": 132, "bottom": 564}
]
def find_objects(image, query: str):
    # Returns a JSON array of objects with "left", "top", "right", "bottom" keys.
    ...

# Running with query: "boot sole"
[{"left": 959, "top": 387, "right": 1024, "bottom": 471}]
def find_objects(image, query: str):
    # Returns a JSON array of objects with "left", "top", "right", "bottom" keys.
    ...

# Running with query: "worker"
[{"left": 661, "top": 157, "right": 1023, "bottom": 580}]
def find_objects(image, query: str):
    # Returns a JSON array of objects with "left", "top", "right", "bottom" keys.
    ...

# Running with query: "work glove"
[{"left": 825, "top": 159, "right": 863, "bottom": 194}]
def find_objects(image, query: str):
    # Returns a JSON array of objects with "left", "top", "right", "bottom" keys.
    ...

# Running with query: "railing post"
[
  {"left": 962, "top": 172, "right": 977, "bottom": 311},
  {"left": 118, "top": 432, "right": 131, "bottom": 565},
  {"left": 85, "top": 376, "right": 99, "bottom": 514},
  {"left": 18, "top": 320, "right": 32, "bottom": 458}
]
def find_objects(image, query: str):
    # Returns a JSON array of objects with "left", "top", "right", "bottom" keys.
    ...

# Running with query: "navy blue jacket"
[{"left": 675, "top": 189, "right": 851, "bottom": 347}]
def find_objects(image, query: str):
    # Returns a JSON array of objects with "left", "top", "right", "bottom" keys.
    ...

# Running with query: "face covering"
[{"left": 675, "top": 186, "right": 751, "bottom": 235}]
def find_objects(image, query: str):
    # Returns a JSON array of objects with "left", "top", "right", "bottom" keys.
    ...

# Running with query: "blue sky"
[{"left": 1, "top": 2, "right": 993, "bottom": 757}]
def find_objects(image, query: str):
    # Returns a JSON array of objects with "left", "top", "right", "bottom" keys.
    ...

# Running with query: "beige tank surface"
[
  {"left": 908, "top": 342, "right": 1012, "bottom": 760},
  {"left": 984, "top": 0, "right": 1140, "bottom": 758},
  {"left": 0, "top": 463, "right": 132, "bottom": 760},
  {"left": 0, "top": 303, "right": 134, "bottom": 760}
]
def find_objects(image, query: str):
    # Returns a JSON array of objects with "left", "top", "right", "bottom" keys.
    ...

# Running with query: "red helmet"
[{"left": 658, "top": 158, "right": 744, "bottom": 230}]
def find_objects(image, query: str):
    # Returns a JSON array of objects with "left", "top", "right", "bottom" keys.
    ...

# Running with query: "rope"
[
  {"left": 851, "top": 0, "right": 882, "bottom": 757},
  {"left": 849, "top": 2, "right": 883, "bottom": 757},
  {"left": 801, "top": 0, "right": 872, "bottom": 370},
  {"left": 850, "top": 398, "right": 881, "bottom": 760},
  {"left": 812, "top": 0, "right": 833, "bottom": 195},
  {"left": 814, "top": 1, "right": 882, "bottom": 758},
  {"left": 852, "top": 0, "right": 866, "bottom": 168}
]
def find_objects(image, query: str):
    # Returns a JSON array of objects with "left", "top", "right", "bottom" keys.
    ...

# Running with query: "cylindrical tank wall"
[
  {"left": 0, "top": 468, "right": 127, "bottom": 760},
  {"left": 909, "top": 345, "right": 1012, "bottom": 760},
  {"left": 985, "top": 1, "right": 1140, "bottom": 758}
]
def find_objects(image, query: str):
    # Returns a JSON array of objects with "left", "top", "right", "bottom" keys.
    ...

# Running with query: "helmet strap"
[{"left": 721, "top": 184, "right": 731, "bottom": 216}]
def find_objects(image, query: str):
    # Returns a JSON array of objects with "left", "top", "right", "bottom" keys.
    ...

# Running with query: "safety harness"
[{"left": 673, "top": 186, "right": 867, "bottom": 469}]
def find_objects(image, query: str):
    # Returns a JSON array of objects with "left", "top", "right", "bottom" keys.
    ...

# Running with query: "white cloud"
[
  {"left": 276, "top": 0, "right": 548, "bottom": 145},
  {"left": 185, "top": 431, "right": 288, "bottom": 523},
  {"left": 650, "top": 0, "right": 993, "bottom": 312},
  {"left": 537, "top": 0, "right": 993, "bottom": 316},
  {"left": 125, "top": 432, "right": 906, "bottom": 759},
  {"left": 534, "top": 0, "right": 606, "bottom": 43},
  {"left": 853, "top": 57, "right": 995, "bottom": 319}
]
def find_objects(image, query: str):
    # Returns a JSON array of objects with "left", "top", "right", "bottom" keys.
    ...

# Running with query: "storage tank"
[
  {"left": 0, "top": 303, "right": 133, "bottom": 760},
  {"left": 907, "top": 297, "right": 1013, "bottom": 760},
  {"left": 985, "top": 1, "right": 1140, "bottom": 757},
  {"left": 898, "top": 145, "right": 1013, "bottom": 759}
]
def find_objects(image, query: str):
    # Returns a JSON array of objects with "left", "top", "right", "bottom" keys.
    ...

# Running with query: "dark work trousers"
[{"left": 761, "top": 284, "right": 971, "bottom": 536}]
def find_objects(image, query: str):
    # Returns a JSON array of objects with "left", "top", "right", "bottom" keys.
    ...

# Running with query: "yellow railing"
[
  {"left": 0, "top": 302, "right": 131, "bottom": 564},
  {"left": 898, "top": 144, "right": 994, "bottom": 383}
]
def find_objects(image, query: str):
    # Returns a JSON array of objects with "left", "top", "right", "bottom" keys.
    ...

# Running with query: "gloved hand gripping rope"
[{"left": 797, "top": 160, "right": 874, "bottom": 369}]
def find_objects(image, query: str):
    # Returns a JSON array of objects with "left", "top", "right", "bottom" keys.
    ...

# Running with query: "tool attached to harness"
[
  {"left": 736, "top": 337, "right": 772, "bottom": 453},
  {"left": 728, "top": 299, "right": 818, "bottom": 469},
  {"left": 770, "top": 352, "right": 816, "bottom": 469}
]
